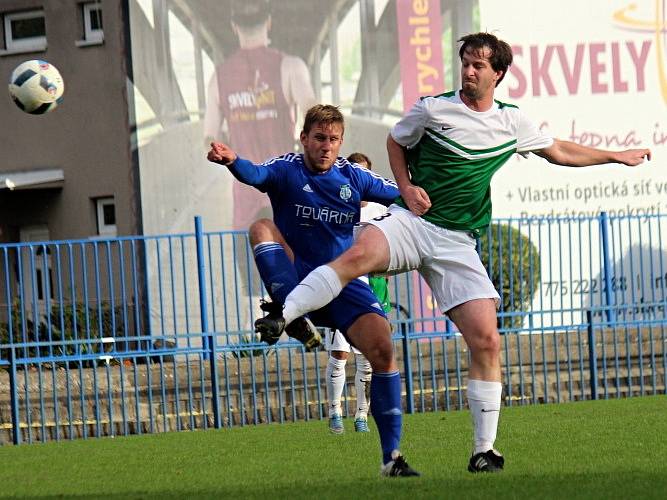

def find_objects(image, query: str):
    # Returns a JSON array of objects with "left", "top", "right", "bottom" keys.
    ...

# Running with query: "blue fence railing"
[{"left": 0, "top": 213, "right": 666, "bottom": 445}]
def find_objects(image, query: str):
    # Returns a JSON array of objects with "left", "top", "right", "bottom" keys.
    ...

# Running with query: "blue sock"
[
  {"left": 253, "top": 242, "right": 298, "bottom": 304},
  {"left": 370, "top": 371, "right": 403, "bottom": 464}
]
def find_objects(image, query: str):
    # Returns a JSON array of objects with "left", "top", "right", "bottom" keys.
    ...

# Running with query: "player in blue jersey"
[{"left": 207, "top": 104, "right": 420, "bottom": 477}]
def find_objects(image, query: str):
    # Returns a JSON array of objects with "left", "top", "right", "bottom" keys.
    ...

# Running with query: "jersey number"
[{"left": 372, "top": 213, "right": 392, "bottom": 222}]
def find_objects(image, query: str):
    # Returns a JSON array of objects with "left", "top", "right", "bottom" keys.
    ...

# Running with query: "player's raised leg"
[
  {"left": 249, "top": 219, "right": 321, "bottom": 349},
  {"left": 448, "top": 299, "right": 505, "bottom": 473},
  {"left": 255, "top": 225, "right": 390, "bottom": 335}
]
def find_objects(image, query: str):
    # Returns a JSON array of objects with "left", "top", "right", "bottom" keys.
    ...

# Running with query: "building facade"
[{"left": 1, "top": 0, "right": 136, "bottom": 245}]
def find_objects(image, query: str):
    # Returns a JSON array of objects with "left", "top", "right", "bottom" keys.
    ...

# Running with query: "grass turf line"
[{"left": 0, "top": 396, "right": 665, "bottom": 499}]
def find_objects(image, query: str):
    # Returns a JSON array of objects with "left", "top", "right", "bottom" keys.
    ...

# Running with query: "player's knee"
[
  {"left": 248, "top": 218, "right": 276, "bottom": 246},
  {"left": 326, "top": 356, "right": 346, "bottom": 376},
  {"left": 363, "top": 341, "right": 394, "bottom": 372},
  {"left": 331, "top": 350, "right": 348, "bottom": 361},
  {"left": 347, "top": 315, "right": 393, "bottom": 370},
  {"left": 471, "top": 329, "right": 500, "bottom": 356},
  {"left": 338, "top": 242, "right": 375, "bottom": 276}
]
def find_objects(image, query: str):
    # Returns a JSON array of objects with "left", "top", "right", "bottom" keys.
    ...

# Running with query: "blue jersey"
[{"left": 228, "top": 153, "right": 398, "bottom": 276}]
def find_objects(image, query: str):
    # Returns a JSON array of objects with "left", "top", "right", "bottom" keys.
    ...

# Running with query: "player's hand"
[
  {"left": 616, "top": 148, "right": 651, "bottom": 166},
  {"left": 207, "top": 142, "right": 237, "bottom": 166},
  {"left": 401, "top": 184, "right": 431, "bottom": 216}
]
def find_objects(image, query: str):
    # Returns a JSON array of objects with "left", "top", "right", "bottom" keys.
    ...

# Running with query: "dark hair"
[
  {"left": 302, "top": 104, "right": 345, "bottom": 134},
  {"left": 458, "top": 32, "right": 513, "bottom": 86},
  {"left": 346, "top": 152, "right": 372, "bottom": 169},
  {"left": 231, "top": 0, "right": 270, "bottom": 28}
]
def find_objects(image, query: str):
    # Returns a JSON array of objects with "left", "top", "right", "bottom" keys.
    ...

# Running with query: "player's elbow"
[{"left": 541, "top": 139, "right": 581, "bottom": 166}]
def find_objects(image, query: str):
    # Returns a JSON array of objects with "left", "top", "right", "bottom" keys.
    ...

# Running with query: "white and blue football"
[{"left": 8, "top": 59, "right": 64, "bottom": 114}]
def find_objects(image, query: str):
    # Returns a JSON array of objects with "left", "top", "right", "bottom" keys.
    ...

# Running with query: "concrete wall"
[{"left": 1, "top": 326, "right": 664, "bottom": 444}]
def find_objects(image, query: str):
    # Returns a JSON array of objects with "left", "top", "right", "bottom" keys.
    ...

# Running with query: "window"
[
  {"left": 35, "top": 246, "right": 54, "bottom": 301},
  {"left": 78, "top": 2, "right": 103, "bottom": 45},
  {"left": 3, "top": 9, "right": 46, "bottom": 52},
  {"left": 18, "top": 226, "right": 53, "bottom": 308},
  {"left": 96, "top": 197, "right": 116, "bottom": 236}
]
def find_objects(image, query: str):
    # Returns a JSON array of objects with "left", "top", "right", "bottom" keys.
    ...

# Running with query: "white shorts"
[
  {"left": 366, "top": 204, "right": 499, "bottom": 313},
  {"left": 324, "top": 328, "right": 361, "bottom": 354}
]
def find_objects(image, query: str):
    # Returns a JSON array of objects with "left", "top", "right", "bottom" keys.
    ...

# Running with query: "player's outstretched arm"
[
  {"left": 207, "top": 142, "right": 272, "bottom": 187},
  {"left": 534, "top": 139, "right": 651, "bottom": 168},
  {"left": 207, "top": 141, "right": 237, "bottom": 166}
]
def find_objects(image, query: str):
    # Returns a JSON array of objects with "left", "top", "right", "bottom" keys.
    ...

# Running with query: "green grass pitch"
[{"left": 0, "top": 396, "right": 665, "bottom": 499}]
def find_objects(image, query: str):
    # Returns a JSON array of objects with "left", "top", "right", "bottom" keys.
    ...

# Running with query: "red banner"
[{"left": 395, "top": 0, "right": 446, "bottom": 111}]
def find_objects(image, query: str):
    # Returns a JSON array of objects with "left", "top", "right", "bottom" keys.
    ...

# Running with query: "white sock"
[
  {"left": 354, "top": 353, "right": 372, "bottom": 418},
  {"left": 326, "top": 356, "right": 347, "bottom": 416},
  {"left": 467, "top": 379, "right": 502, "bottom": 454},
  {"left": 283, "top": 265, "right": 343, "bottom": 325}
]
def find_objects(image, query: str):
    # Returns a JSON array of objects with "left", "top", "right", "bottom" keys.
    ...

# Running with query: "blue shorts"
[{"left": 308, "top": 277, "right": 387, "bottom": 335}]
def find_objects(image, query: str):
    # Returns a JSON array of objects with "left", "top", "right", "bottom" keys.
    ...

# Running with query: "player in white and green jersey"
[
  {"left": 392, "top": 89, "right": 552, "bottom": 236},
  {"left": 256, "top": 32, "right": 651, "bottom": 475}
]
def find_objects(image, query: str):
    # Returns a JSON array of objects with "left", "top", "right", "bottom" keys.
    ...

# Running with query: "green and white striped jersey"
[{"left": 391, "top": 90, "right": 553, "bottom": 235}]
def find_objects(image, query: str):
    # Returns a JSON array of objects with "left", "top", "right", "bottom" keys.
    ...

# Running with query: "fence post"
[
  {"left": 194, "top": 216, "right": 221, "bottom": 428},
  {"left": 586, "top": 310, "right": 598, "bottom": 400},
  {"left": 194, "top": 217, "right": 211, "bottom": 358},
  {"left": 401, "top": 325, "right": 414, "bottom": 414},
  {"left": 207, "top": 332, "right": 222, "bottom": 429},
  {"left": 9, "top": 347, "right": 20, "bottom": 445},
  {"left": 598, "top": 211, "right": 616, "bottom": 324}
]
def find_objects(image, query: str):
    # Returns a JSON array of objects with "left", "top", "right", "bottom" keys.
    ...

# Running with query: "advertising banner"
[
  {"left": 480, "top": 0, "right": 666, "bottom": 219},
  {"left": 480, "top": 0, "right": 667, "bottom": 325},
  {"left": 396, "top": 0, "right": 446, "bottom": 109}
]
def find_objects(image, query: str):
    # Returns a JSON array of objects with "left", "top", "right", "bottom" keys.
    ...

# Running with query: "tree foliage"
[{"left": 478, "top": 223, "right": 541, "bottom": 330}]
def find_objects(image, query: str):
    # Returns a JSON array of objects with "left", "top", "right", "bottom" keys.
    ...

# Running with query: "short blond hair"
[{"left": 302, "top": 104, "right": 344, "bottom": 134}]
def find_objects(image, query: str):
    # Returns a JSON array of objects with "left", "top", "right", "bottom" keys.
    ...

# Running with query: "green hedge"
[
  {"left": 478, "top": 223, "right": 541, "bottom": 329},
  {"left": 0, "top": 301, "right": 125, "bottom": 358}
]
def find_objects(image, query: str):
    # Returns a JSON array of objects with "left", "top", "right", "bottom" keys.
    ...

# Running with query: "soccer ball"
[{"left": 8, "top": 59, "right": 64, "bottom": 114}]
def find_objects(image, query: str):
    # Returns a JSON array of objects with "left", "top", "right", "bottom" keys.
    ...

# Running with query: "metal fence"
[{"left": 1, "top": 213, "right": 665, "bottom": 445}]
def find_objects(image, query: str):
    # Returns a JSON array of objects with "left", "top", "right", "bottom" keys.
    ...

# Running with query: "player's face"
[
  {"left": 460, "top": 46, "right": 502, "bottom": 100},
  {"left": 300, "top": 122, "right": 344, "bottom": 173}
]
